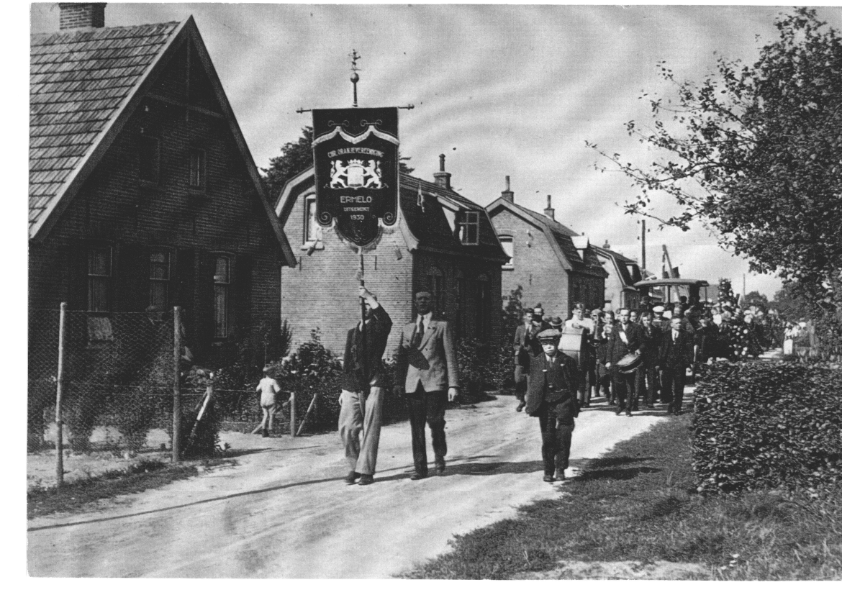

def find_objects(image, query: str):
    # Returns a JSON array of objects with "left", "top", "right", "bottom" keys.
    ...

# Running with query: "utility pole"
[{"left": 641, "top": 220, "right": 646, "bottom": 271}]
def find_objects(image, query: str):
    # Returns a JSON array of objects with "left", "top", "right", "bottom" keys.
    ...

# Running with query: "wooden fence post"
[
  {"left": 55, "top": 302, "right": 67, "bottom": 488},
  {"left": 172, "top": 306, "right": 182, "bottom": 463},
  {"left": 289, "top": 392, "right": 296, "bottom": 438}
]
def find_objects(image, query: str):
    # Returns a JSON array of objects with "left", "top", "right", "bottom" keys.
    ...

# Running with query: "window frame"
[
  {"left": 499, "top": 234, "right": 514, "bottom": 269},
  {"left": 427, "top": 265, "right": 446, "bottom": 316},
  {"left": 304, "top": 194, "right": 319, "bottom": 243},
  {"left": 212, "top": 253, "right": 233, "bottom": 339},
  {"left": 189, "top": 148, "right": 207, "bottom": 191},
  {"left": 87, "top": 244, "right": 113, "bottom": 313},
  {"left": 148, "top": 248, "right": 172, "bottom": 310},
  {"left": 460, "top": 211, "right": 481, "bottom": 246}
]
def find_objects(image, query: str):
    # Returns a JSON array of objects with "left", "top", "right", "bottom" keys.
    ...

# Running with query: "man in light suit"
[{"left": 396, "top": 291, "right": 460, "bottom": 480}]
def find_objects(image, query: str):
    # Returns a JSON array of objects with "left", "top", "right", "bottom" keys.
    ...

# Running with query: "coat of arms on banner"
[
  {"left": 329, "top": 159, "right": 384, "bottom": 189},
  {"left": 312, "top": 107, "right": 399, "bottom": 248}
]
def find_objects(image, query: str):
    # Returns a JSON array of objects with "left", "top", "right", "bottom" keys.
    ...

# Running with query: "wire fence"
[{"left": 29, "top": 307, "right": 181, "bottom": 468}]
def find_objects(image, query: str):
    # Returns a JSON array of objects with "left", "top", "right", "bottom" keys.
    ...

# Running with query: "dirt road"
[{"left": 28, "top": 394, "right": 671, "bottom": 577}]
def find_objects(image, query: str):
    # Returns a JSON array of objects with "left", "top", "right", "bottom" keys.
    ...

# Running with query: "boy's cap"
[
  {"left": 549, "top": 316, "right": 563, "bottom": 328},
  {"left": 537, "top": 329, "right": 561, "bottom": 342}
]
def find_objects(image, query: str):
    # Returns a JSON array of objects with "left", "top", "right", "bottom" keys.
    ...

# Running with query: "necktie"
[
  {"left": 413, "top": 317, "right": 425, "bottom": 348},
  {"left": 673, "top": 331, "right": 678, "bottom": 341}
]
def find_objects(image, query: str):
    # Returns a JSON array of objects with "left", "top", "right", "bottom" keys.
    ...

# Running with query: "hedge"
[{"left": 693, "top": 361, "right": 842, "bottom": 493}]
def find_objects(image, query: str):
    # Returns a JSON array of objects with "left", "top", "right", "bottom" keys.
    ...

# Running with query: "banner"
[{"left": 312, "top": 108, "right": 399, "bottom": 247}]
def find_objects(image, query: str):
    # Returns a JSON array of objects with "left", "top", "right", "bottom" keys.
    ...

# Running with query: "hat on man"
[
  {"left": 523, "top": 307, "right": 534, "bottom": 315},
  {"left": 653, "top": 305, "right": 665, "bottom": 314},
  {"left": 537, "top": 329, "right": 561, "bottom": 343},
  {"left": 415, "top": 291, "right": 432, "bottom": 299},
  {"left": 533, "top": 303, "right": 544, "bottom": 316},
  {"left": 663, "top": 311, "right": 673, "bottom": 320},
  {"left": 549, "top": 316, "right": 563, "bottom": 328},
  {"left": 262, "top": 365, "right": 272, "bottom": 373}
]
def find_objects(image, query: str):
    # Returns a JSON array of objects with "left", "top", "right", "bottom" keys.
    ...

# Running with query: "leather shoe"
[
  {"left": 543, "top": 474, "right": 555, "bottom": 483},
  {"left": 625, "top": 411, "right": 632, "bottom": 417},
  {"left": 516, "top": 401, "right": 525, "bottom": 412},
  {"left": 410, "top": 471, "right": 428, "bottom": 481},
  {"left": 358, "top": 474, "right": 374, "bottom": 486},
  {"left": 345, "top": 471, "right": 360, "bottom": 485},
  {"left": 555, "top": 469, "right": 566, "bottom": 481}
]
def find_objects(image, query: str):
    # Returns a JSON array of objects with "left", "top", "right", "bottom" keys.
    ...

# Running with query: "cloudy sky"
[{"left": 29, "top": 2, "right": 842, "bottom": 299}]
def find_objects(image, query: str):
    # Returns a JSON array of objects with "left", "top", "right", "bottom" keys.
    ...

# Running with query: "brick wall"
[
  {"left": 29, "top": 44, "right": 285, "bottom": 363},
  {"left": 492, "top": 210, "right": 572, "bottom": 320},
  {"left": 281, "top": 191, "right": 414, "bottom": 357}
]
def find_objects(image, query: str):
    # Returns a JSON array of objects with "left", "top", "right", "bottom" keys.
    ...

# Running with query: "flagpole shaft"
[{"left": 359, "top": 251, "right": 368, "bottom": 395}]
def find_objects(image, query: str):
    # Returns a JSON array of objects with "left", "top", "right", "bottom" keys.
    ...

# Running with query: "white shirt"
[
  {"left": 672, "top": 330, "right": 679, "bottom": 341},
  {"left": 416, "top": 312, "right": 432, "bottom": 329}
]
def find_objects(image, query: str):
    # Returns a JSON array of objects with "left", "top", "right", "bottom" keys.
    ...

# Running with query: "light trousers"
[{"left": 338, "top": 387, "right": 383, "bottom": 476}]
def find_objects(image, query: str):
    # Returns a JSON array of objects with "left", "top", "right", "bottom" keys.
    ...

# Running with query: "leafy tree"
[
  {"left": 741, "top": 290, "right": 769, "bottom": 310},
  {"left": 262, "top": 126, "right": 415, "bottom": 201},
  {"left": 590, "top": 9, "right": 842, "bottom": 305}
]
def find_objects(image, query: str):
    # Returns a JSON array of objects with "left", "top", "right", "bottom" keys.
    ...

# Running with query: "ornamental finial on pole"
[{"left": 349, "top": 49, "right": 361, "bottom": 107}]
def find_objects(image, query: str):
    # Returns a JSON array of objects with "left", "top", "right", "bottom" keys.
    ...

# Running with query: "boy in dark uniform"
[{"left": 524, "top": 329, "right": 580, "bottom": 482}]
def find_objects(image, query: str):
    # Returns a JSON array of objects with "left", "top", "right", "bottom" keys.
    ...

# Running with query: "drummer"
[
  {"left": 603, "top": 308, "right": 644, "bottom": 416},
  {"left": 565, "top": 302, "right": 594, "bottom": 407}
]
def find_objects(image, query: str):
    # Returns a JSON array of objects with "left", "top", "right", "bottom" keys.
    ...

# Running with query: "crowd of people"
[{"left": 256, "top": 288, "right": 796, "bottom": 488}]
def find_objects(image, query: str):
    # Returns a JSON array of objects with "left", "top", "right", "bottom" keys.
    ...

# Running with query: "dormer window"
[{"left": 460, "top": 211, "right": 480, "bottom": 245}]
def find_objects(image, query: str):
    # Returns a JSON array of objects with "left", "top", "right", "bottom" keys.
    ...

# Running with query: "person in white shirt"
[{"left": 253, "top": 367, "right": 282, "bottom": 438}]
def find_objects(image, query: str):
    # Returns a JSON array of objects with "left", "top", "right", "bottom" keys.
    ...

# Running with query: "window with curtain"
[
  {"left": 213, "top": 255, "right": 231, "bottom": 338},
  {"left": 304, "top": 195, "right": 319, "bottom": 242},
  {"left": 87, "top": 245, "right": 112, "bottom": 312},
  {"left": 499, "top": 235, "right": 514, "bottom": 269},
  {"left": 149, "top": 250, "right": 170, "bottom": 309},
  {"left": 460, "top": 211, "right": 480, "bottom": 245}
]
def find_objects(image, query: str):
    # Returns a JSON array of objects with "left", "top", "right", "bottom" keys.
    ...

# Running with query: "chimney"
[
  {"left": 544, "top": 195, "right": 555, "bottom": 220},
  {"left": 433, "top": 153, "right": 451, "bottom": 190},
  {"left": 59, "top": 3, "right": 107, "bottom": 30},
  {"left": 501, "top": 175, "right": 514, "bottom": 203},
  {"left": 603, "top": 240, "right": 611, "bottom": 249}
]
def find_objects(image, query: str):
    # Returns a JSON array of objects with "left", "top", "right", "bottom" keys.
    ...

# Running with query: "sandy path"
[{"left": 27, "top": 393, "right": 671, "bottom": 578}]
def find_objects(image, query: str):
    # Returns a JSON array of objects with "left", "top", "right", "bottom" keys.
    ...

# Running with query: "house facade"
[
  {"left": 29, "top": 5, "right": 295, "bottom": 364},
  {"left": 486, "top": 179, "right": 606, "bottom": 321},
  {"left": 593, "top": 243, "right": 642, "bottom": 311},
  {"left": 275, "top": 156, "right": 508, "bottom": 356}
]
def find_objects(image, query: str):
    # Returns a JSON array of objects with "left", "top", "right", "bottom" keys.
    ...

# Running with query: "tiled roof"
[
  {"left": 487, "top": 197, "right": 606, "bottom": 277},
  {"left": 593, "top": 245, "right": 642, "bottom": 287},
  {"left": 400, "top": 173, "right": 507, "bottom": 260},
  {"left": 30, "top": 22, "right": 181, "bottom": 235}
]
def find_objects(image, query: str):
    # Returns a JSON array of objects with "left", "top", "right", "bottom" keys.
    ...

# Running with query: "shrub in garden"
[
  {"left": 456, "top": 338, "right": 513, "bottom": 402},
  {"left": 693, "top": 361, "right": 842, "bottom": 493}
]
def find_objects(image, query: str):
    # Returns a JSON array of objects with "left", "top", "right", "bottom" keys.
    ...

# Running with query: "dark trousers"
[
  {"left": 514, "top": 365, "right": 527, "bottom": 403},
  {"left": 407, "top": 387, "right": 447, "bottom": 474},
  {"left": 636, "top": 363, "right": 659, "bottom": 406},
  {"left": 611, "top": 367, "right": 636, "bottom": 413},
  {"left": 661, "top": 366, "right": 686, "bottom": 412},
  {"left": 537, "top": 403, "right": 574, "bottom": 475}
]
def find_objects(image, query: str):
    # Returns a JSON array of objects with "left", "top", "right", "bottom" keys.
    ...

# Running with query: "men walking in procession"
[
  {"left": 512, "top": 307, "right": 540, "bottom": 412},
  {"left": 524, "top": 329, "right": 580, "bottom": 482},
  {"left": 659, "top": 316, "right": 694, "bottom": 416},
  {"left": 604, "top": 308, "right": 643, "bottom": 416},
  {"left": 397, "top": 291, "right": 460, "bottom": 480},
  {"left": 338, "top": 287, "right": 393, "bottom": 486}
]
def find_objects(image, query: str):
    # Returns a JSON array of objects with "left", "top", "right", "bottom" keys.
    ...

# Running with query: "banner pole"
[{"left": 359, "top": 250, "right": 368, "bottom": 398}]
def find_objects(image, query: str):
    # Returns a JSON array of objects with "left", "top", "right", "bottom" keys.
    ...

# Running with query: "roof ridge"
[{"left": 32, "top": 21, "right": 182, "bottom": 39}]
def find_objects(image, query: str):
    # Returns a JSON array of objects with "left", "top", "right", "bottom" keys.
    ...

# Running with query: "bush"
[
  {"left": 456, "top": 339, "right": 514, "bottom": 402},
  {"left": 693, "top": 360, "right": 842, "bottom": 494}
]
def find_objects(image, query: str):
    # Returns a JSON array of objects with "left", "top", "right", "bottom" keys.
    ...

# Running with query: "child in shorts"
[{"left": 253, "top": 367, "right": 282, "bottom": 438}]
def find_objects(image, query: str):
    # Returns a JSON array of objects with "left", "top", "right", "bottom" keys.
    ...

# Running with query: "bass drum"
[{"left": 559, "top": 327, "right": 587, "bottom": 366}]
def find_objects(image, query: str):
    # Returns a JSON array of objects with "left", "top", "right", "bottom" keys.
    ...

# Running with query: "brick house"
[
  {"left": 592, "top": 243, "right": 642, "bottom": 311},
  {"left": 274, "top": 156, "right": 508, "bottom": 356},
  {"left": 29, "top": 4, "right": 295, "bottom": 363},
  {"left": 486, "top": 178, "right": 607, "bottom": 321}
]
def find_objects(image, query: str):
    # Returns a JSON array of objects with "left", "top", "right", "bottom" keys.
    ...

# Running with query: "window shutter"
[
  {"left": 232, "top": 254, "right": 253, "bottom": 337},
  {"left": 116, "top": 244, "right": 147, "bottom": 312}
]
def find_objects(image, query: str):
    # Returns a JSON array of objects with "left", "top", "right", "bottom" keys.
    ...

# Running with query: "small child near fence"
[{"left": 253, "top": 367, "right": 282, "bottom": 438}]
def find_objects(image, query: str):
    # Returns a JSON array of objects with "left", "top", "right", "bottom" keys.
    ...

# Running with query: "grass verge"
[
  {"left": 27, "top": 458, "right": 234, "bottom": 519},
  {"left": 405, "top": 414, "right": 842, "bottom": 580}
]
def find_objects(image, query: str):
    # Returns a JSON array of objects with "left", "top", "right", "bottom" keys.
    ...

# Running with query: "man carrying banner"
[
  {"left": 338, "top": 287, "right": 392, "bottom": 486},
  {"left": 397, "top": 291, "right": 460, "bottom": 480}
]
